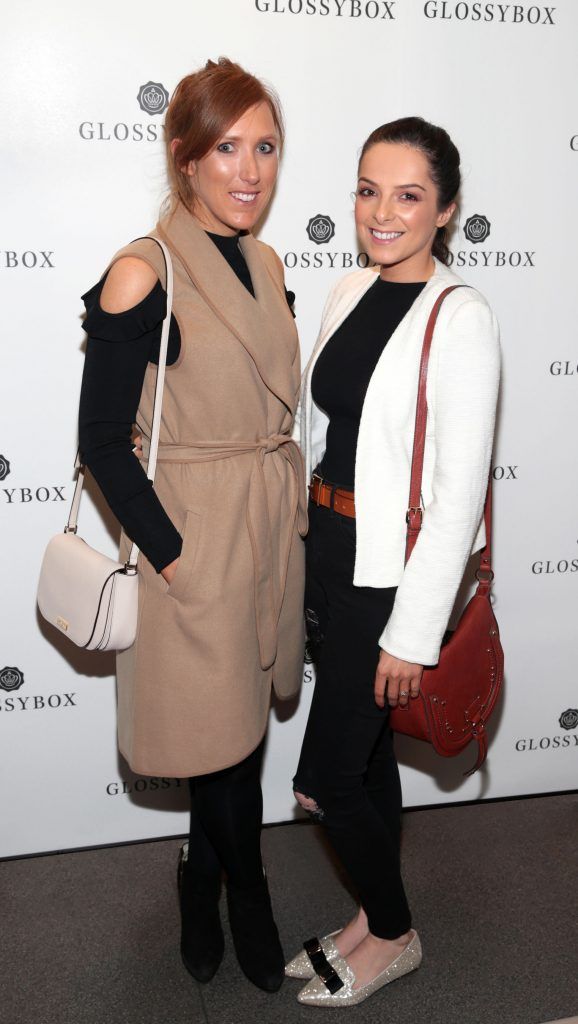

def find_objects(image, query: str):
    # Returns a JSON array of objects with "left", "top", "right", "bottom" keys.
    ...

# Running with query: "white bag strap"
[{"left": 66, "top": 237, "right": 174, "bottom": 570}]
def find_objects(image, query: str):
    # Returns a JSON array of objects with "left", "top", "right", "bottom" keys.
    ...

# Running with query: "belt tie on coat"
[{"left": 142, "top": 434, "right": 308, "bottom": 671}]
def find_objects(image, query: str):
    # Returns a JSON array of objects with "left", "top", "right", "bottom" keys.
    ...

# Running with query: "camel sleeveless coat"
[{"left": 111, "top": 201, "right": 307, "bottom": 777}]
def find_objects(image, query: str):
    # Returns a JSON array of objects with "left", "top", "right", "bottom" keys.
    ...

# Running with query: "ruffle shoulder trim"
[{"left": 81, "top": 276, "right": 166, "bottom": 342}]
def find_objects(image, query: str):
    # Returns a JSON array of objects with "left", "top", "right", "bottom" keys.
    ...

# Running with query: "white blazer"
[{"left": 296, "top": 258, "right": 501, "bottom": 666}]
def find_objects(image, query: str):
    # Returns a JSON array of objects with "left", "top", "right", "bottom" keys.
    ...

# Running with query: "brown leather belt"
[{"left": 309, "top": 475, "right": 356, "bottom": 519}]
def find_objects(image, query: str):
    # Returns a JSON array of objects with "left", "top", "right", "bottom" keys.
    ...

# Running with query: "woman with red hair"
[{"left": 78, "top": 59, "right": 306, "bottom": 993}]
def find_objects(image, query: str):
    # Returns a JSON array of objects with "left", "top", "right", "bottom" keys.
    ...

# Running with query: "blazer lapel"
[
  {"left": 157, "top": 201, "right": 296, "bottom": 411},
  {"left": 312, "top": 258, "right": 463, "bottom": 374},
  {"left": 303, "top": 268, "right": 378, "bottom": 395},
  {"left": 366, "top": 258, "right": 469, "bottom": 368}
]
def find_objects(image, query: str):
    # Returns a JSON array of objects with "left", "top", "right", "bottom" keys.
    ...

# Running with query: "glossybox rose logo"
[
  {"left": 0, "top": 667, "right": 24, "bottom": 692},
  {"left": 464, "top": 214, "right": 491, "bottom": 244},
  {"left": 559, "top": 709, "right": 578, "bottom": 731},
  {"left": 306, "top": 215, "right": 336, "bottom": 245},
  {"left": 136, "top": 82, "right": 169, "bottom": 115}
]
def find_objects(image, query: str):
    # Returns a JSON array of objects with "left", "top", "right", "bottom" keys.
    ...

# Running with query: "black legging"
[
  {"left": 187, "top": 740, "right": 265, "bottom": 888},
  {"left": 293, "top": 500, "right": 412, "bottom": 940}
]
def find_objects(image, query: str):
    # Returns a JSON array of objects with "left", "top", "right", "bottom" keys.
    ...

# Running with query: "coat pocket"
[{"left": 166, "top": 509, "right": 202, "bottom": 603}]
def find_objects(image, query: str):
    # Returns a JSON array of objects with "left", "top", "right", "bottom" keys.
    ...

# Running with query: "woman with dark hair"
[
  {"left": 287, "top": 117, "right": 500, "bottom": 1007},
  {"left": 78, "top": 58, "right": 306, "bottom": 993}
]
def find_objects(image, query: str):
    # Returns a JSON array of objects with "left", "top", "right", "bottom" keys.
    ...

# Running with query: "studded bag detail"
[{"left": 388, "top": 287, "right": 504, "bottom": 774}]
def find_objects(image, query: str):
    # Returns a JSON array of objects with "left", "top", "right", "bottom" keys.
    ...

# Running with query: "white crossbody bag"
[{"left": 37, "top": 237, "right": 173, "bottom": 652}]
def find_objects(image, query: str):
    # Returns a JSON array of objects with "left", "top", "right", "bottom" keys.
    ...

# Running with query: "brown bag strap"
[{"left": 404, "top": 286, "right": 493, "bottom": 592}]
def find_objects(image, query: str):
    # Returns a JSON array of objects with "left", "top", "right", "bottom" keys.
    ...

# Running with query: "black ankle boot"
[
  {"left": 226, "top": 875, "right": 285, "bottom": 992},
  {"left": 178, "top": 843, "right": 224, "bottom": 984}
]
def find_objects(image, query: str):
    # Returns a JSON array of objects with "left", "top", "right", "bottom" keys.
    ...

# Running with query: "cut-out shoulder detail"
[{"left": 100, "top": 256, "right": 159, "bottom": 314}]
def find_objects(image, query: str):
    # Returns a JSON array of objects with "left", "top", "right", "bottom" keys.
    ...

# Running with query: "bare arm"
[{"left": 100, "top": 256, "right": 160, "bottom": 312}]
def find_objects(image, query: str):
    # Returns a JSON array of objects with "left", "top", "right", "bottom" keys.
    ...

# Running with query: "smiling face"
[
  {"left": 179, "top": 101, "right": 280, "bottom": 236},
  {"left": 355, "top": 142, "right": 455, "bottom": 282}
]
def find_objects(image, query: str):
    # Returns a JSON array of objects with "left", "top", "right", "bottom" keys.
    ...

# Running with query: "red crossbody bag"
[{"left": 388, "top": 286, "right": 504, "bottom": 775}]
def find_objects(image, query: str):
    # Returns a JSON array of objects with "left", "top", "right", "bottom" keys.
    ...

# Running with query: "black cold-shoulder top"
[{"left": 78, "top": 231, "right": 295, "bottom": 573}]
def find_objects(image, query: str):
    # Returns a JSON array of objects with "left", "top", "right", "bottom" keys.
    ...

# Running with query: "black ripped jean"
[{"left": 293, "top": 500, "right": 412, "bottom": 940}]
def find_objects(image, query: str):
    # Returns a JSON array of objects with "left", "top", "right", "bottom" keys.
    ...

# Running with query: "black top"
[
  {"left": 311, "top": 276, "right": 426, "bottom": 488},
  {"left": 78, "top": 232, "right": 294, "bottom": 573}
]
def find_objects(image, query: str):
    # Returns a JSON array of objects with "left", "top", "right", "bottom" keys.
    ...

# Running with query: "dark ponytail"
[{"left": 359, "top": 117, "right": 460, "bottom": 265}]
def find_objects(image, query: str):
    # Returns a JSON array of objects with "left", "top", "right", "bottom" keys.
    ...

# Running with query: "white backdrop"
[{"left": 2, "top": 0, "right": 577, "bottom": 858}]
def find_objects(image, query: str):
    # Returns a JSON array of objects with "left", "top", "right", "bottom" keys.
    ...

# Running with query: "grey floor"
[{"left": 3, "top": 793, "right": 578, "bottom": 1024}]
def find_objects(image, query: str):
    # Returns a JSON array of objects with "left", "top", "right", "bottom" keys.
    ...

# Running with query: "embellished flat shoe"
[
  {"left": 297, "top": 929, "right": 422, "bottom": 1007},
  {"left": 285, "top": 931, "right": 342, "bottom": 980}
]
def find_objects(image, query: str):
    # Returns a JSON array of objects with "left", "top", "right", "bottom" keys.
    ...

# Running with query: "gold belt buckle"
[
  {"left": 311, "top": 473, "right": 324, "bottom": 507},
  {"left": 406, "top": 506, "right": 423, "bottom": 525}
]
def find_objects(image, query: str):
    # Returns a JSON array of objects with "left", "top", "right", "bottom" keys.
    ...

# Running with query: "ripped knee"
[
  {"left": 304, "top": 607, "right": 324, "bottom": 665},
  {"left": 294, "top": 790, "right": 318, "bottom": 812},
  {"left": 294, "top": 789, "right": 325, "bottom": 822}
]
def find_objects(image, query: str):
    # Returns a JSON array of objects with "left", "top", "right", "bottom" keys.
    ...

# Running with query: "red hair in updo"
[{"left": 165, "top": 57, "right": 284, "bottom": 209}]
